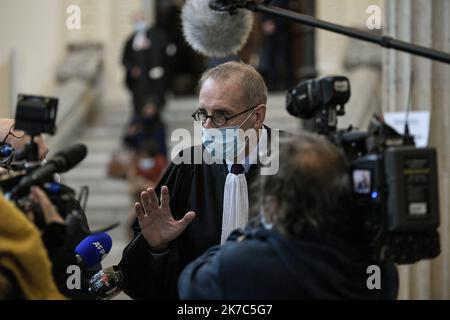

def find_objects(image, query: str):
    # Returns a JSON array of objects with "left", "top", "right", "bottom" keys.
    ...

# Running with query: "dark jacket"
[{"left": 178, "top": 227, "right": 399, "bottom": 300}]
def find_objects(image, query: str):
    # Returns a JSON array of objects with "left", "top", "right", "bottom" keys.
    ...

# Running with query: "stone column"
[{"left": 383, "top": 0, "right": 450, "bottom": 300}]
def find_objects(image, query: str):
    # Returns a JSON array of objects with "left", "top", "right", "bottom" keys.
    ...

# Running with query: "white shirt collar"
[{"left": 226, "top": 128, "right": 268, "bottom": 174}]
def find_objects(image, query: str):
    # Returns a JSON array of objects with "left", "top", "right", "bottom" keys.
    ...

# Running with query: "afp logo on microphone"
[
  {"left": 66, "top": 232, "right": 113, "bottom": 291},
  {"left": 93, "top": 241, "right": 108, "bottom": 259}
]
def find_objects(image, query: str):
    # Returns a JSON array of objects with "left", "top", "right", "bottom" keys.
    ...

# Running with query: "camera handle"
[
  {"left": 316, "top": 105, "right": 335, "bottom": 136},
  {"left": 24, "top": 134, "right": 40, "bottom": 163},
  {"left": 300, "top": 104, "right": 345, "bottom": 136}
]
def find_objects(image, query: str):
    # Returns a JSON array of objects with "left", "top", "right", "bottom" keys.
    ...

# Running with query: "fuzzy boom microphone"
[{"left": 181, "top": 0, "right": 253, "bottom": 58}]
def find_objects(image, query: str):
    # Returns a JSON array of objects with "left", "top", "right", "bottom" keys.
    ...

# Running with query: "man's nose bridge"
[{"left": 203, "top": 117, "right": 215, "bottom": 128}]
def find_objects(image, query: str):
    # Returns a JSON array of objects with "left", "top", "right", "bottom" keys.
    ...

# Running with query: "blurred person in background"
[
  {"left": 125, "top": 140, "right": 167, "bottom": 240},
  {"left": 122, "top": 99, "right": 167, "bottom": 157},
  {"left": 258, "top": 0, "right": 293, "bottom": 91},
  {"left": 122, "top": 99, "right": 168, "bottom": 241},
  {"left": 120, "top": 12, "right": 170, "bottom": 193},
  {"left": 122, "top": 11, "right": 169, "bottom": 119},
  {"left": 156, "top": 0, "right": 205, "bottom": 95}
]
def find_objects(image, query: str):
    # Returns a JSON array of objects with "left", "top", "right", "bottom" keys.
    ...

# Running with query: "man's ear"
[{"left": 253, "top": 104, "right": 266, "bottom": 128}]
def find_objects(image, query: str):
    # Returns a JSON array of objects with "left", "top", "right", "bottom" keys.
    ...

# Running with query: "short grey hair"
[{"left": 198, "top": 61, "right": 268, "bottom": 107}]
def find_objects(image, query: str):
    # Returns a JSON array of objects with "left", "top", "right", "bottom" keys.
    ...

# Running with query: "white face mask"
[
  {"left": 138, "top": 158, "right": 155, "bottom": 170},
  {"left": 134, "top": 21, "right": 147, "bottom": 32},
  {"left": 201, "top": 109, "right": 255, "bottom": 161},
  {"left": 260, "top": 207, "right": 273, "bottom": 230}
]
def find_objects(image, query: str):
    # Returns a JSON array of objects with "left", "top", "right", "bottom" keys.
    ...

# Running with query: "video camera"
[
  {"left": 0, "top": 94, "right": 87, "bottom": 229},
  {"left": 286, "top": 76, "right": 440, "bottom": 264},
  {"left": 0, "top": 94, "right": 98, "bottom": 299}
]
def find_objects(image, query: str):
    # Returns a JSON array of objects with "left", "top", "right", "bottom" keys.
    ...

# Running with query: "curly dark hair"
[{"left": 255, "top": 132, "right": 354, "bottom": 240}]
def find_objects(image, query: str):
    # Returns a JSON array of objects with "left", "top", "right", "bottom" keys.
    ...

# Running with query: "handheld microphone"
[
  {"left": 75, "top": 232, "right": 112, "bottom": 269},
  {"left": 10, "top": 143, "right": 87, "bottom": 195},
  {"left": 181, "top": 0, "right": 253, "bottom": 57},
  {"left": 88, "top": 265, "right": 125, "bottom": 300}
]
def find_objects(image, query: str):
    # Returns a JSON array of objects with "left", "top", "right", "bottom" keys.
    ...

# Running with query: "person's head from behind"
[
  {"left": 257, "top": 132, "right": 354, "bottom": 240},
  {"left": 194, "top": 61, "right": 267, "bottom": 132}
]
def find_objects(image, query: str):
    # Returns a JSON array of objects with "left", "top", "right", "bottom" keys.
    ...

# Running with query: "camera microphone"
[
  {"left": 181, "top": 0, "right": 253, "bottom": 57},
  {"left": 9, "top": 143, "right": 87, "bottom": 196},
  {"left": 75, "top": 232, "right": 112, "bottom": 269}
]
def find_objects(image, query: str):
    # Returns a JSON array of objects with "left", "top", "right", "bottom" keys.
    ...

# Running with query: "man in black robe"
[{"left": 119, "top": 62, "right": 281, "bottom": 299}]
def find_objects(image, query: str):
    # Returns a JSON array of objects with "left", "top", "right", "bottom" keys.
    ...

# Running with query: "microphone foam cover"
[
  {"left": 75, "top": 232, "right": 112, "bottom": 268},
  {"left": 53, "top": 143, "right": 88, "bottom": 173},
  {"left": 182, "top": 0, "right": 253, "bottom": 57}
]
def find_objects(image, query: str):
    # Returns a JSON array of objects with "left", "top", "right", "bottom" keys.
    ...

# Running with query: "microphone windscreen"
[
  {"left": 53, "top": 143, "right": 87, "bottom": 172},
  {"left": 75, "top": 232, "right": 112, "bottom": 268},
  {"left": 182, "top": 0, "right": 253, "bottom": 57}
]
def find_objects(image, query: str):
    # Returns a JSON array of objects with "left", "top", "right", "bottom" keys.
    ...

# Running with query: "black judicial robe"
[{"left": 119, "top": 129, "right": 281, "bottom": 299}]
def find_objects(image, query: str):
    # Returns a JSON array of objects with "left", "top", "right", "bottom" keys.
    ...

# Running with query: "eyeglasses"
[
  {"left": 0, "top": 124, "right": 23, "bottom": 165},
  {"left": 2, "top": 124, "right": 25, "bottom": 143},
  {"left": 192, "top": 105, "right": 258, "bottom": 127}
]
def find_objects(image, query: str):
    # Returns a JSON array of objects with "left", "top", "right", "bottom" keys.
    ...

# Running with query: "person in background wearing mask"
[
  {"left": 123, "top": 98, "right": 167, "bottom": 158},
  {"left": 125, "top": 140, "right": 167, "bottom": 241},
  {"left": 178, "top": 134, "right": 399, "bottom": 299},
  {"left": 119, "top": 62, "right": 285, "bottom": 299},
  {"left": 121, "top": 11, "right": 169, "bottom": 120}
]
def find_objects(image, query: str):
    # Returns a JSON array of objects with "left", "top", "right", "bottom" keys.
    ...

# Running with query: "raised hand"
[{"left": 135, "top": 185, "right": 196, "bottom": 252}]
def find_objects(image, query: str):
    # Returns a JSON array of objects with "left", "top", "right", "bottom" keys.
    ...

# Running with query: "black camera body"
[
  {"left": 13, "top": 94, "right": 58, "bottom": 163},
  {"left": 286, "top": 76, "right": 440, "bottom": 264},
  {"left": 287, "top": 76, "right": 350, "bottom": 135},
  {"left": 3, "top": 95, "right": 91, "bottom": 232},
  {"left": 15, "top": 94, "right": 58, "bottom": 136},
  {"left": 353, "top": 146, "right": 440, "bottom": 263}
]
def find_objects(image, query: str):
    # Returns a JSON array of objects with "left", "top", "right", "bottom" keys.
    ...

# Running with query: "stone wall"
[{"left": 383, "top": 0, "right": 450, "bottom": 299}]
